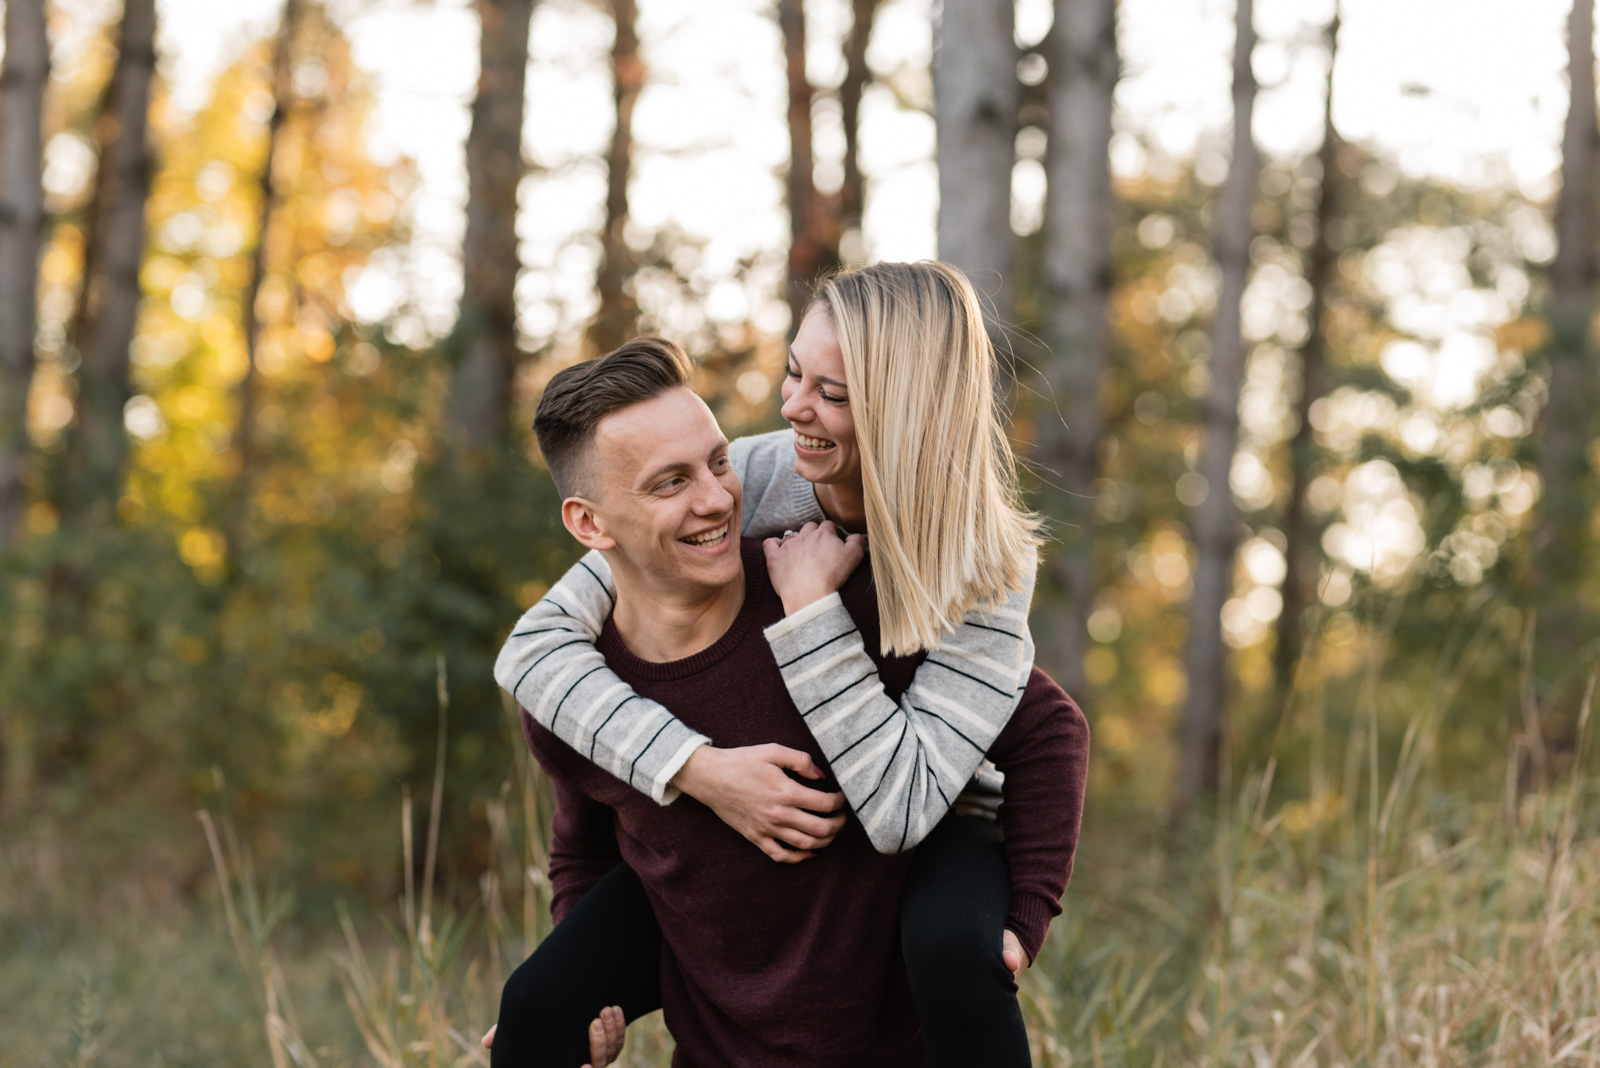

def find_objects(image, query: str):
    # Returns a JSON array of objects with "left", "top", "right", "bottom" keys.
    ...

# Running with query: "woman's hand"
[{"left": 763, "top": 521, "right": 866, "bottom": 616}]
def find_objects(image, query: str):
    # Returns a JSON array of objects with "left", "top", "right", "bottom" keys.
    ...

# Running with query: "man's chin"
[
  {"left": 662, "top": 532, "right": 738, "bottom": 578},
  {"left": 682, "top": 549, "right": 744, "bottom": 591}
]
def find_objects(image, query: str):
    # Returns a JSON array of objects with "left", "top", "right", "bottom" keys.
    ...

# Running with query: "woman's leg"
[
  {"left": 899, "top": 816, "right": 1031, "bottom": 1068},
  {"left": 491, "top": 863, "right": 663, "bottom": 1068}
]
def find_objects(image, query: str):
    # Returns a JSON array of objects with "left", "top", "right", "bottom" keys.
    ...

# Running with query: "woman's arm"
[
  {"left": 495, "top": 551, "right": 706, "bottom": 803},
  {"left": 494, "top": 550, "right": 850, "bottom": 857},
  {"left": 762, "top": 526, "right": 1036, "bottom": 854}
]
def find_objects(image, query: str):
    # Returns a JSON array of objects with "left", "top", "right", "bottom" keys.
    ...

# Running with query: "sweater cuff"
[
  {"left": 1005, "top": 891, "right": 1059, "bottom": 964},
  {"left": 649, "top": 733, "right": 711, "bottom": 806},
  {"left": 762, "top": 591, "right": 844, "bottom": 641}
]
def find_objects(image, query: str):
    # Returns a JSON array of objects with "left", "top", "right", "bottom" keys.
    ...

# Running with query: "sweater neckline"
[{"left": 597, "top": 539, "right": 774, "bottom": 682}]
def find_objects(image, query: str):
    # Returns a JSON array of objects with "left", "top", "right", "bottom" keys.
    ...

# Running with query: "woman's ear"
[{"left": 562, "top": 497, "right": 616, "bottom": 552}]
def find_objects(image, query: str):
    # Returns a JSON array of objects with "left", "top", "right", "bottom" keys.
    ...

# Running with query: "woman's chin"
[
  {"left": 795, "top": 457, "right": 855, "bottom": 487},
  {"left": 791, "top": 450, "right": 831, "bottom": 477}
]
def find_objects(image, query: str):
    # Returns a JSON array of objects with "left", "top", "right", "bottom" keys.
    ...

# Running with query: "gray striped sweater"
[{"left": 492, "top": 429, "right": 1036, "bottom": 852}]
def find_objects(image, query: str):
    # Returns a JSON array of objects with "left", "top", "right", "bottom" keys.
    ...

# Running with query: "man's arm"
[
  {"left": 522, "top": 711, "right": 626, "bottom": 922},
  {"left": 982, "top": 668, "right": 1090, "bottom": 964},
  {"left": 497, "top": 553, "right": 847, "bottom": 860}
]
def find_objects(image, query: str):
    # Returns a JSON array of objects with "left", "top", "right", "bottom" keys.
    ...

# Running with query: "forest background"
[{"left": 2, "top": 0, "right": 1599, "bottom": 1063}]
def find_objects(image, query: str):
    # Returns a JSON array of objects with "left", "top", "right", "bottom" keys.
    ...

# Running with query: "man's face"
[{"left": 577, "top": 387, "right": 743, "bottom": 595}]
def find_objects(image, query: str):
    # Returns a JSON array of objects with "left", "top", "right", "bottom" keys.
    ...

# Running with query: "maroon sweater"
[{"left": 522, "top": 540, "right": 1089, "bottom": 1067}]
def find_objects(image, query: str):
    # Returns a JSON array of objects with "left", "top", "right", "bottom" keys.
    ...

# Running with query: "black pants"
[
  {"left": 491, "top": 817, "right": 1030, "bottom": 1067},
  {"left": 490, "top": 863, "right": 663, "bottom": 1068}
]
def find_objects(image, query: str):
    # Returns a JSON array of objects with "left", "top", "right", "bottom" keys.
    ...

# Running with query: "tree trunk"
[
  {"left": 933, "top": 0, "right": 1017, "bottom": 385},
  {"left": 587, "top": 0, "right": 642, "bottom": 357},
  {"left": 0, "top": 0, "right": 49, "bottom": 552},
  {"left": 1275, "top": 11, "right": 1340, "bottom": 696},
  {"left": 1533, "top": 0, "right": 1598, "bottom": 700},
  {"left": 229, "top": 0, "right": 302, "bottom": 563},
  {"left": 780, "top": 0, "right": 841, "bottom": 331},
  {"left": 1035, "top": 0, "right": 1117, "bottom": 700},
  {"left": 1177, "top": 0, "right": 1258, "bottom": 816},
  {"left": 447, "top": 0, "right": 534, "bottom": 455},
  {"left": 839, "top": 0, "right": 881, "bottom": 240},
  {"left": 62, "top": 0, "right": 158, "bottom": 526}
]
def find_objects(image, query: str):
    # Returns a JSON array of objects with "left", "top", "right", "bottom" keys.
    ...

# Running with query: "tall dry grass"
[
  {"left": 189, "top": 652, "right": 1598, "bottom": 1067},
  {"left": 198, "top": 659, "right": 677, "bottom": 1067},
  {"left": 1020, "top": 627, "right": 1599, "bottom": 1068}
]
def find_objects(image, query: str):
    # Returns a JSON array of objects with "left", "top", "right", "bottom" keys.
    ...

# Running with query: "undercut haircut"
[{"left": 533, "top": 337, "right": 695, "bottom": 500}]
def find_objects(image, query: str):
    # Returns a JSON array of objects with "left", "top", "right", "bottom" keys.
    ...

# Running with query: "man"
[{"left": 495, "top": 339, "right": 1087, "bottom": 1066}]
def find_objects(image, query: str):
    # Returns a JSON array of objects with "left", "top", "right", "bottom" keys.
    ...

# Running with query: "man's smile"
[{"left": 680, "top": 522, "right": 730, "bottom": 548}]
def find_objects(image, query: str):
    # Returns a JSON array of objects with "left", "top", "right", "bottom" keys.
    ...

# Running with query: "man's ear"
[{"left": 562, "top": 497, "right": 616, "bottom": 552}]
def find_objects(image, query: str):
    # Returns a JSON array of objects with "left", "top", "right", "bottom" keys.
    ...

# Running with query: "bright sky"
[{"left": 39, "top": 0, "right": 1563, "bottom": 344}]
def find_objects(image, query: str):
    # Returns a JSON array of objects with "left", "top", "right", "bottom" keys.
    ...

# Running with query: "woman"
[{"left": 490, "top": 261, "right": 1048, "bottom": 1066}]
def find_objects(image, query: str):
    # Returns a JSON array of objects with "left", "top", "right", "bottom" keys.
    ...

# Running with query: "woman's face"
[{"left": 779, "top": 305, "right": 861, "bottom": 487}]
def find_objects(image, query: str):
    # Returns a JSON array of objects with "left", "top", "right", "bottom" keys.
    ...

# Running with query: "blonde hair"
[{"left": 814, "top": 261, "right": 1042, "bottom": 656}]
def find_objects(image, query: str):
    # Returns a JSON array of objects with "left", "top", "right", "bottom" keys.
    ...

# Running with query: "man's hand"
[
  {"left": 672, "top": 743, "right": 848, "bottom": 862},
  {"left": 763, "top": 521, "right": 866, "bottom": 616},
  {"left": 480, "top": 1005, "right": 625, "bottom": 1066},
  {"left": 584, "top": 1006, "right": 626, "bottom": 1067},
  {"left": 1001, "top": 929, "right": 1031, "bottom": 979}
]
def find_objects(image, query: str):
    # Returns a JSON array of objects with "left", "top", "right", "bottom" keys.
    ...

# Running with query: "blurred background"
[{"left": 2, "top": 0, "right": 1598, "bottom": 1062}]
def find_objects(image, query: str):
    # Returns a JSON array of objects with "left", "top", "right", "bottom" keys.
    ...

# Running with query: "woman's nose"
[{"left": 779, "top": 387, "right": 806, "bottom": 423}]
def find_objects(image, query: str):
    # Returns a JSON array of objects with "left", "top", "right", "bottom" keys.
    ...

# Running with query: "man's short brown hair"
[{"left": 533, "top": 337, "right": 695, "bottom": 499}]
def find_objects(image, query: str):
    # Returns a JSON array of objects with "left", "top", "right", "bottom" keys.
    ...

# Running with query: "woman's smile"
[{"left": 794, "top": 431, "right": 836, "bottom": 452}]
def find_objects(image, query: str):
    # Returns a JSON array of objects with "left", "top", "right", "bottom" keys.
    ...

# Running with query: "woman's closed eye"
[{"left": 788, "top": 362, "right": 847, "bottom": 405}]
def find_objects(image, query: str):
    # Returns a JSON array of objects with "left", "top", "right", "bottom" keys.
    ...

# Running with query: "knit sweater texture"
[{"left": 522, "top": 540, "right": 1088, "bottom": 1067}]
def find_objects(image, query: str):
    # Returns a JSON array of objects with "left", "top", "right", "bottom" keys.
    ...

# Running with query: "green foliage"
[{"left": 5, "top": 4, "right": 1600, "bottom": 1065}]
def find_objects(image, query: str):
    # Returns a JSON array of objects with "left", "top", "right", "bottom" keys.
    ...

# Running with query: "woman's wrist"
[{"left": 780, "top": 586, "right": 835, "bottom": 616}]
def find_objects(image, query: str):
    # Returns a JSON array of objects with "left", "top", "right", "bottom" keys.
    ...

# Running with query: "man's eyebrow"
[
  {"left": 787, "top": 349, "right": 848, "bottom": 389},
  {"left": 638, "top": 440, "right": 729, "bottom": 487}
]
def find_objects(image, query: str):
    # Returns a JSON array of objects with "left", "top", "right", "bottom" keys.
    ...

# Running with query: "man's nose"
[{"left": 691, "top": 472, "right": 735, "bottom": 514}]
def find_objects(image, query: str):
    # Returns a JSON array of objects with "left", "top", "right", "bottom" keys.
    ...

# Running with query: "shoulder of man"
[
  {"left": 1022, "top": 665, "right": 1069, "bottom": 702},
  {"left": 1016, "top": 668, "right": 1090, "bottom": 743},
  {"left": 833, "top": 557, "right": 878, "bottom": 642},
  {"left": 832, "top": 555, "right": 930, "bottom": 689}
]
